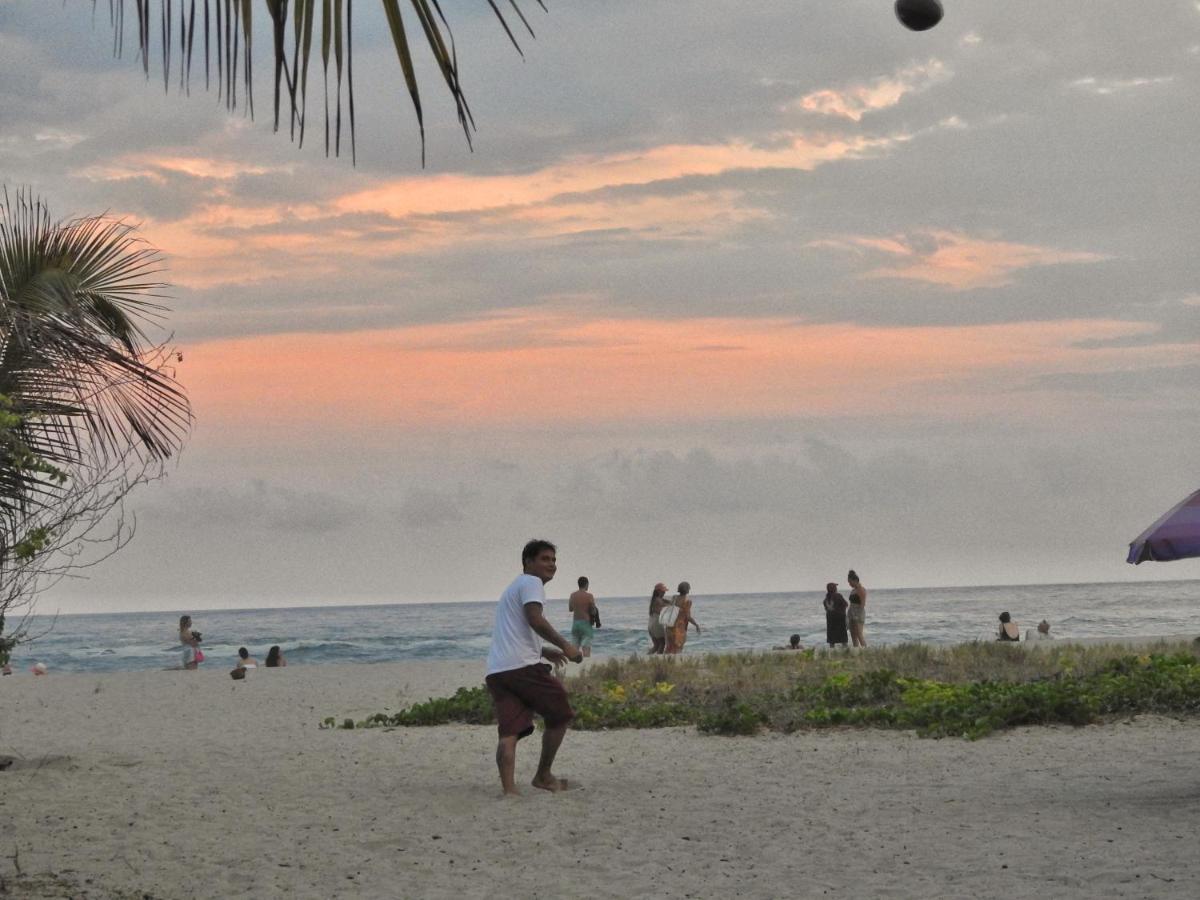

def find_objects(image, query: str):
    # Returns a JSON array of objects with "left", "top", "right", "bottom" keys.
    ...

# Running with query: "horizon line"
[{"left": 32, "top": 575, "right": 1200, "bottom": 619}]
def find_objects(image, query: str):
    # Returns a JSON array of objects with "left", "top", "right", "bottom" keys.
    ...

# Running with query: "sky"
[{"left": 1, "top": 0, "right": 1198, "bottom": 614}]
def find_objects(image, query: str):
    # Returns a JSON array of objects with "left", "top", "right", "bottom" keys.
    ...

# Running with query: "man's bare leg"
[
  {"left": 531, "top": 723, "right": 570, "bottom": 792},
  {"left": 496, "top": 736, "right": 520, "bottom": 796}
]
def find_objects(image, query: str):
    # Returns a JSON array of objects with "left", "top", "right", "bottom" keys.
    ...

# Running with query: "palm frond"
[
  {"left": 0, "top": 189, "right": 192, "bottom": 552},
  {"left": 90, "top": 0, "right": 547, "bottom": 161}
]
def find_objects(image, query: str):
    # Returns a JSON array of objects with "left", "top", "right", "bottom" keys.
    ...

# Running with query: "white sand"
[{"left": 2, "top": 656, "right": 1199, "bottom": 899}]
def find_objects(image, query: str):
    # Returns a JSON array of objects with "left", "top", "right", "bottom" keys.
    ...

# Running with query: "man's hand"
[
  {"left": 560, "top": 642, "right": 584, "bottom": 664},
  {"left": 542, "top": 647, "right": 569, "bottom": 670},
  {"left": 527, "top": 605, "right": 585, "bottom": 663}
]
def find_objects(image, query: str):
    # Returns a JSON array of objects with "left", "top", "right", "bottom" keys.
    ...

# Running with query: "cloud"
[
  {"left": 790, "top": 60, "right": 952, "bottom": 122},
  {"left": 396, "top": 487, "right": 472, "bottom": 528},
  {"left": 814, "top": 230, "right": 1106, "bottom": 290},
  {"left": 539, "top": 438, "right": 1156, "bottom": 570},
  {"left": 175, "top": 309, "right": 1183, "bottom": 437},
  {"left": 77, "top": 154, "right": 295, "bottom": 183},
  {"left": 1068, "top": 76, "right": 1174, "bottom": 95},
  {"left": 88, "top": 126, "right": 921, "bottom": 290},
  {"left": 334, "top": 131, "right": 908, "bottom": 219},
  {"left": 149, "top": 479, "right": 357, "bottom": 534},
  {"left": 1024, "top": 364, "right": 1200, "bottom": 397}
]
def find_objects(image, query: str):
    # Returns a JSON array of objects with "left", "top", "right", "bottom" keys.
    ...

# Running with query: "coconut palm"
[
  {"left": 0, "top": 190, "right": 192, "bottom": 556},
  {"left": 100, "top": 0, "right": 547, "bottom": 162}
]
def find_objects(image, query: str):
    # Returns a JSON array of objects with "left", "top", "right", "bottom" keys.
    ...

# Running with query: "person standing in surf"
[
  {"left": 663, "top": 581, "right": 701, "bottom": 654},
  {"left": 567, "top": 576, "right": 598, "bottom": 658},
  {"left": 847, "top": 570, "right": 868, "bottom": 648},
  {"left": 823, "top": 582, "right": 849, "bottom": 648}
]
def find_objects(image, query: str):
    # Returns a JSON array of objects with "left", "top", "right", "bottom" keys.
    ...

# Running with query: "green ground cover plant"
[{"left": 328, "top": 641, "right": 1200, "bottom": 740}]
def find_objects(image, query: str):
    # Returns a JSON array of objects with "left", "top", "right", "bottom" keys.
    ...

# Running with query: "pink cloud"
[
  {"left": 180, "top": 312, "right": 1178, "bottom": 439},
  {"left": 815, "top": 229, "right": 1106, "bottom": 289},
  {"left": 105, "top": 128, "right": 915, "bottom": 288},
  {"left": 792, "top": 60, "right": 951, "bottom": 122},
  {"left": 334, "top": 131, "right": 904, "bottom": 219},
  {"left": 78, "top": 154, "right": 294, "bottom": 184}
]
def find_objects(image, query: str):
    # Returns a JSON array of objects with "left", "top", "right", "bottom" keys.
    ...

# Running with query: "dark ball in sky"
[{"left": 895, "top": 0, "right": 944, "bottom": 32}]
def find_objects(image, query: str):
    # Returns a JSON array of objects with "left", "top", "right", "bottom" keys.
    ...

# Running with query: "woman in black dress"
[{"left": 823, "top": 582, "right": 849, "bottom": 648}]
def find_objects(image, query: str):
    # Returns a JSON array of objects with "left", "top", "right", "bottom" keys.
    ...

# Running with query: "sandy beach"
[{"left": 2, "top": 653, "right": 1199, "bottom": 899}]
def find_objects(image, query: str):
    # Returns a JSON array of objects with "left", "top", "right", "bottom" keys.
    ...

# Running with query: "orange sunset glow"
[{"left": 182, "top": 312, "right": 1179, "bottom": 433}]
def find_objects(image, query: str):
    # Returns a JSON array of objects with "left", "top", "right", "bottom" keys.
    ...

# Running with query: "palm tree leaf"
[
  {"left": 382, "top": 0, "right": 424, "bottom": 159},
  {"left": 98, "top": 1, "right": 547, "bottom": 161},
  {"left": 0, "top": 189, "right": 191, "bottom": 546}
]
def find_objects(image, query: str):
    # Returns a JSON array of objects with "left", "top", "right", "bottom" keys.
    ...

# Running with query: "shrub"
[
  {"left": 698, "top": 699, "right": 766, "bottom": 736},
  {"left": 388, "top": 686, "right": 496, "bottom": 726},
  {"left": 330, "top": 645, "right": 1200, "bottom": 740}
]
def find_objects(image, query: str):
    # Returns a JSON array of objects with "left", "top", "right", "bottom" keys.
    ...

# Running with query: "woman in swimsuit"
[
  {"left": 664, "top": 582, "right": 701, "bottom": 655},
  {"left": 997, "top": 612, "right": 1020, "bottom": 642},
  {"left": 847, "top": 570, "right": 867, "bottom": 648},
  {"left": 647, "top": 583, "right": 670, "bottom": 654}
]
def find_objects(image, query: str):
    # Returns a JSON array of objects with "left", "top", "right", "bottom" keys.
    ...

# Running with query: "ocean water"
[{"left": 7, "top": 579, "right": 1200, "bottom": 674}]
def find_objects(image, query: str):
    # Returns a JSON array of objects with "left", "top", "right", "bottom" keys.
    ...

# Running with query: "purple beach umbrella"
[{"left": 1127, "top": 488, "right": 1200, "bottom": 564}]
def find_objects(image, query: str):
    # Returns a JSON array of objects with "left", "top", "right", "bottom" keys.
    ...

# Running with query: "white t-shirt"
[{"left": 486, "top": 574, "right": 547, "bottom": 676}]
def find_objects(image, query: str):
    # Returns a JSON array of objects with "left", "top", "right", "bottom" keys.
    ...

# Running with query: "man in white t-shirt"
[{"left": 485, "top": 539, "right": 583, "bottom": 796}]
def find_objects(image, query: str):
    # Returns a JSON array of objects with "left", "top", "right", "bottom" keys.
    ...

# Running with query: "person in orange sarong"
[{"left": 663, "top": 581, "right": 701, "bottom": 654}]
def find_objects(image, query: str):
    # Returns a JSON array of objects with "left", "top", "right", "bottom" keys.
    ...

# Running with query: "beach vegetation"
[
  {"left": 0, "top": 191, "right": 190, "bottom": 658},
  {"left": 335, "top": 642, "right": 1200, "bottom": 740}
]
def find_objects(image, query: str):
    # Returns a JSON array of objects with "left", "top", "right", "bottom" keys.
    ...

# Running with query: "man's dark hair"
[
  {"left": 522, "top": 539, "right": 557, "bottom": 566},
  {"left": 999, "top": 611, "right": 1011, "bottom": 623},
  {"left": 238, "top": 647, "right": 249, "bottom": 659},
  {"left": 578, "top": 576, "right": 589, "bottom": 588}
]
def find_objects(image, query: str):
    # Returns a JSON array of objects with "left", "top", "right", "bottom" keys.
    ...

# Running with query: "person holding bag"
[
  {"left": 662, "top": 581, "right": 701, "bottom": 654},
  {"left": 647, "top": 583, "right": 670, "bottom": 654}
]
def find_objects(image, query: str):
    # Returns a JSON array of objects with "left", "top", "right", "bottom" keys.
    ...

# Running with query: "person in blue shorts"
[{"left": 567, "top": 576, "right": 599, "bottom": 658}]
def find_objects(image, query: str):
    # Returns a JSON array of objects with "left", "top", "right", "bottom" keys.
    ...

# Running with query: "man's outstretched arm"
[{"left": 524, "top": 603, "right": 582, "bottom": 662}]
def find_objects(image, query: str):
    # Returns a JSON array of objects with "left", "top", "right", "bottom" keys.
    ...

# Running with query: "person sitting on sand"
[
  {"left": 265, "top": 645, "right": 287, "bottom": 667},
  {"left": 1025, "top": 620, "right": 1053, "bottom": 641},
  {"left": 1, "top": 662, "right": 11, "bottom": 676},
  {"left": 997, "top": 611, "right": 1020, "bottom": 642},
  {"left": 485, "top": 539, "right": 583, "bottom": 796},
  {"left": 664, "top": 582, "right": 701, "bottom": 655},
  {"left": 237, "top": 647, "right": 259, "bottom": 669},
  {"left": 568, "top": 576, "right": 598, "bottom": 659},
  {"left": 179, "top": 615, "right": 202, "bottom": 669},
  {"left": 774, "top": 634, "right": 804, "bottom": 651},
  {"left": 647, "top": 583, "right": 670, "bottom": 654}
]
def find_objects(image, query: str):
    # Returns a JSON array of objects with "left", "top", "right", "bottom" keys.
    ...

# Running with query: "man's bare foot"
[
  {"left": 501, "top": 787, "right": 521, "bottom": 798},
  {"left": 531, "top": 774, "right": 571, "bottom": 792}
]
